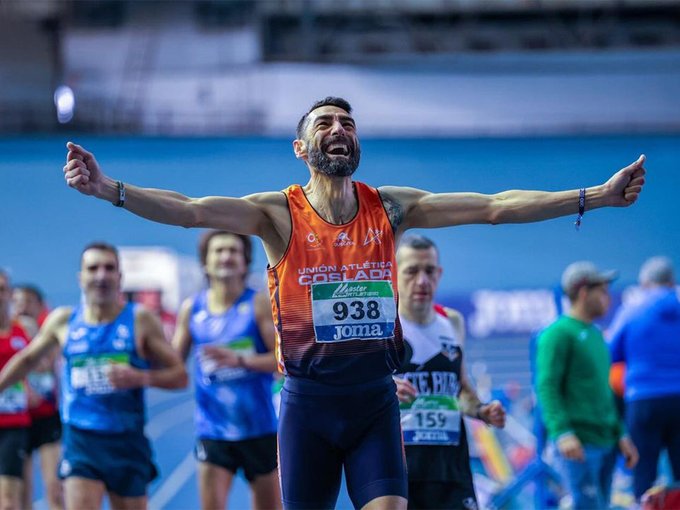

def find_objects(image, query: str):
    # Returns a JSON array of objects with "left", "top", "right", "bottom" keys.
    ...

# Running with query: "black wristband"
[
  {"left": 475, "top": 402, "right": 485, "bottom": 421},
  {"left": 574, "top": 187, "right": 585, "bottom": 230},
  {"left": 114, "top": 180, "right": 126, "bottom": 208}
]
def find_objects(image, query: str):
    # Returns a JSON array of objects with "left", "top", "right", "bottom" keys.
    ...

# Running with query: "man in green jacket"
[{"left": 536, "top": 261, "right": 638, "bottom": 509}]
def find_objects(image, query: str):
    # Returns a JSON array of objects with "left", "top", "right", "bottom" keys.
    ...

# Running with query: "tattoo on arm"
[{"left": 380, "top": 191, "right": 404, "bottom": 232}]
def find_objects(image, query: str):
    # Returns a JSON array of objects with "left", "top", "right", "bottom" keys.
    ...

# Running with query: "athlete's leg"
[
  {"left": 0, "top": 428, "right": 29, "bottom": 510},
  {"left": 63, "top": 477, "right": 105, "bottom": 510},
  {"left": 278, "top": 389, "right": 343, "bottom": 509},
  {"left": 249, "top": 469, "right": 282, "bottom": 510},
  {"left": 39, "top": 441, "right": 64, "bottom": 510},
  {"left": 108, "top": 492, "right": 147, "bottom": 510},
  {"left": 362, "top": 495, "right": 407, "bottom": 510},
  {"left": 198, "top": 462, "right": 234, "bottom": 510},
  {"left": 344, "top": 389, "right": 407, "bottom": 510},
  {"left": 278, "top": 427, "right": 342, "bottom": 509},
  {"left": 0, "top": 476, "right": 24, "bottom": 510},
  {"left": 22, "top": 454, "right": 33, "bottom": 510}
]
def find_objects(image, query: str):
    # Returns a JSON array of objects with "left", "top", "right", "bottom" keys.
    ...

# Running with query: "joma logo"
[{"left": 333, "top": 324, "right": 384, "bottom": 340}]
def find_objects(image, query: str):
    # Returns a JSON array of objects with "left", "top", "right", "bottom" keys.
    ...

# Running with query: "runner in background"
[
  {"left": 0, "top": 243, "right": 188, "bottom": 510},
  {"left": 13, "top": 284, "right": 64, "bottom": 510},
  {"left": 173, "top": 230, "right": 280, "bottom": 510},
  {"left": 394, "top": 234, "right": 506, "bottom": 510},
  {"left": 0, "top": 270, "right": 32, "bottom": 510}
]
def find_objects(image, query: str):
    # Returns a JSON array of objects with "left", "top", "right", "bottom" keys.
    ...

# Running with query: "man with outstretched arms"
[
  {"left": 0, "top": 270, "right": 32, "bottom": 510},
  {"left": 0, "top": 243, "right": 188, "bottom": 510},
  {"left": 13, "top": 284, "right": 64, "bottom": 510},
  {"left": 393, "top": 235, "right": 506, "bottom": 510},
  {"left": 173, "top": 230, "right": 281, "bottom": 510},
  {"left": 63, "top": 97, "right": 646, "bottom": 510}
]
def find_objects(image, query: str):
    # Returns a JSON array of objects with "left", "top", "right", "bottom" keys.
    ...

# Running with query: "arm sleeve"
[{"left": 535, "top": 325, "right": 573, "bottom": 439}]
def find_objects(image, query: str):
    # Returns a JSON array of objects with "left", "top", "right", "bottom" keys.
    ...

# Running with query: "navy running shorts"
[
  {"left": 28, "top": 413, "right": 62, "bottom": 453},
  {"left": 408, "top": 480, "right": 478, "bottom": 510},
  {"left": 58, "top": 425, "right": 158, "bottom": 497},
  {"left": 278, "top": 375, "right": 407, "bottom": 509}
]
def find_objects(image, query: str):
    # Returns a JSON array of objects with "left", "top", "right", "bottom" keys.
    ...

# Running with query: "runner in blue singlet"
[
  {"left": 173, "top": 230, "right": 281, "bottom": 510},
  {"left": 0, "top": 242, "right": 187, "bottom": 510}
]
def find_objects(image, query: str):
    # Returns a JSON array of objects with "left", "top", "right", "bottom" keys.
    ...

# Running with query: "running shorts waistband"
[{"left": 283, "top": 375, "right": 394, "bottom": 396}]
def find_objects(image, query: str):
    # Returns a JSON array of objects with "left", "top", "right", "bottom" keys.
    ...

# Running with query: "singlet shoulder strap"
[
  {"left": 191, "top": 289, "right": 207, "bottom": 315},
  {"left": 283, "top": 184, "right": 304, "bottom": 207},
  {"left": 355, "top": 181, "right": 381, "bottom": 206}
]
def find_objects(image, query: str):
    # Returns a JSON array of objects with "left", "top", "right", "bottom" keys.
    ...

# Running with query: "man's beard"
[{"left": 308, "top": 140, "right": 361, "bottom": 177}]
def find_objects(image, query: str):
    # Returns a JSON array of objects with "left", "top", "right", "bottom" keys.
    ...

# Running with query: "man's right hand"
[
  {"left": 64, "top": 142, "right": 105, "bottom": 196},
  {"left": 393, "top": 377, "right": 417, "bottom": 403},
  {"left": 557, "top": 432, "right": 585, "bottom": 462},
  {"left": 202, "top": 345, "right": 242, "bottom": 369}
]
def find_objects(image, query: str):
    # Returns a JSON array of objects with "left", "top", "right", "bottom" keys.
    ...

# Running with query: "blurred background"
[{"left": 1, "top": 0, "right": 679, "bottom": 508}]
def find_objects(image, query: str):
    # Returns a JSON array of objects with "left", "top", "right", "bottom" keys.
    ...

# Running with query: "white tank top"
[{"left": 400, "top": 312, "right": 460, "bottom": 365}]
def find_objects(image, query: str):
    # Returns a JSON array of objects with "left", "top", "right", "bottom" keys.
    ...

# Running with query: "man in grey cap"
[
  {"left": 608, "top": 256, "right": 680, "bottom": 500},
  {"left": 536, "top": 261, "right": 638, "bottom": 510}
]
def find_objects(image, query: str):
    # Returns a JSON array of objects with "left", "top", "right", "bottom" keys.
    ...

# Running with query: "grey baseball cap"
[
  {"left": 639, "top": 256, "right": 675, "bottom": 285},
  {"left": 561, "top": 261, "right": 618, "bottom": 296}
]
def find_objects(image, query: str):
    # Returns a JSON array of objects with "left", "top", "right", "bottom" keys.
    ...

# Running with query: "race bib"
[
  {"left": 0, "top": 382, "right": 27, "bottom": 413},
  {"left": 70, "top": 353, "right": 130, "bottom": 395},
  {"left": 400, "top": 394, "right": 461, "bottom": 445},
  {"left": 200, "top": 337, "right": 255, "bottom": 384},
  {"left": 311, "top": 281, "right": 396, "bottom": 343}
]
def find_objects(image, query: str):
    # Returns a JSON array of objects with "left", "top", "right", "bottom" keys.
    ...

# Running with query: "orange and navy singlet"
[{"left": 267, "top": 181, "right": 404, "bottom": 385}]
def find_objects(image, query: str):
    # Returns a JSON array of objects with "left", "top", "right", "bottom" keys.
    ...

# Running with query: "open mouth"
[{"left": 324, "top": 142, "right": 351, "bottom": 157}]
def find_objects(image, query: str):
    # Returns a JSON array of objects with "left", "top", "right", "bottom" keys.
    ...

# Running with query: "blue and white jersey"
[
  {"left": 61, "top": 303, "right": 149, "bottom": 433},
  {"left": 189, "top": 288, "right": 277, "bottom": 441}
]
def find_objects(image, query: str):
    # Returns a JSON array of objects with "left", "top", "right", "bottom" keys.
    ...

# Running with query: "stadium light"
[{"left": 54, "top": 85, "right": 75, "bottom": 124}]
